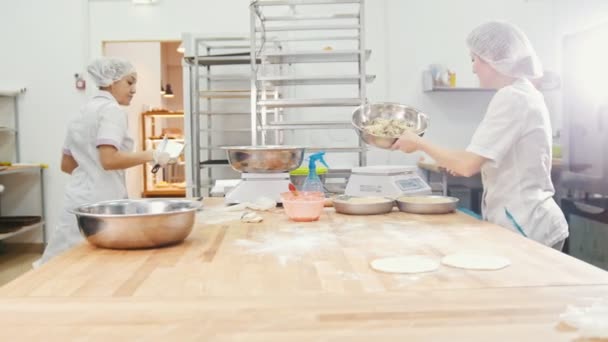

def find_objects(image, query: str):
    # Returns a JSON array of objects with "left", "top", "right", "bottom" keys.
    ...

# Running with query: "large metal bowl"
[
  {"left": 222, "top": 145, "right": 305, "bottom": 173},
  {"left": 70, "top": 199, "right": 202, "bottom": 249},
  {"left": 352, "top": 102, "right": 429, "bottom": 149},
  {"left": 396, "top": 196, "right": 459, "bottom": 215}
]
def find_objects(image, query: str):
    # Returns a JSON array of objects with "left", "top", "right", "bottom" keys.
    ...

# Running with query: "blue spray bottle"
[{"left": 302, "top": 152, "right": 329, "bottom": 193}]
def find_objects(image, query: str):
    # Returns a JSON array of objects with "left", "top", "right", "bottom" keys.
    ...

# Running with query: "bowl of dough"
[
  {"left": 333, "top": 195, "right": 395, "bottom": 215},
  {"left": 352, "top": 102, "right": 429, "bottom": 149}
]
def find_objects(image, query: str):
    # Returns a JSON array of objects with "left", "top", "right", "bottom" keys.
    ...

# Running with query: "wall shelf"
[{"left": 0, "top": 91, "right": 46, "bottom": 244}]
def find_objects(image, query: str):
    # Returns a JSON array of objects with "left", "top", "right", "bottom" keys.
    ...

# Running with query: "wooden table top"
[{"left": 1, "top": 198, "right": 606, "bottom": 341}]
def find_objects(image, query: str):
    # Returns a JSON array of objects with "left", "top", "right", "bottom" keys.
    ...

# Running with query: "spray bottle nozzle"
[{"left": 308, "top": 151, "right": 329, "bottom": 171}]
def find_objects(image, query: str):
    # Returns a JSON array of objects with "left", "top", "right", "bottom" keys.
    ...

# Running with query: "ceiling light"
[{"left": 163, "top": 84, "right": 174, "bottom": 98}]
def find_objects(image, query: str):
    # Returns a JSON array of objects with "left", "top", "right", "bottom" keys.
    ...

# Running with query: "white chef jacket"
[
  {"left": 37, "top": 90, "right": 134, "bottom": 265},
  {"left": 466, "top": 78, "right": 568, "bottom": 246}
]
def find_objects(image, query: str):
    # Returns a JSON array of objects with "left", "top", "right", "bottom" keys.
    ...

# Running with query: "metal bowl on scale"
[
  {"left": 222, "top": 145, "right": 305, "bottom": 173},
  {"left": 352, "top": 102, "right": 429, "bottom": 149}
]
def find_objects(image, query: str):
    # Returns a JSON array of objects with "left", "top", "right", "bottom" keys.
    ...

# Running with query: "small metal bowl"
[
  {"left": 352, "top": 102, "right": 429, "bottom": 149},
  {"left": 222, "top": 145, "right": 305, "bottom": 173},
  {"left": 333, "top": 195, "right": 395, "bottom": 215},
  {"left": 396, "top": 196, "right": 459, "bottom": 215},
  {"left": 70, "top": 199, "right": 202, "bottom": 249}
]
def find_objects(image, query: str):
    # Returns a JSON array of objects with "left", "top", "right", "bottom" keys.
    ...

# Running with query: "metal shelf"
[
  {"left": 201, "top": 74, "right": 250, "bottom": 82},
  {"left": 0, "top": 127, "right": 16, "bottom": 133},
  {"left": 199, "top": 147, "right": 231, "bottom": 151},
  {"left": 261, "top": 50, "right": 371, "bottom": 64},
  {"left": 258, "top": 98, "right": 361, "bottom": 108},
  {"left": 203, "top": 45, "right": 251, "bottom": 50},
  {"left": 199, "top": 90, "right": 250, "bottom": 99},
  {"left": 251, "top": 0, "right": 368, "bottom": 165},
  {"left": 0, "top": 221, "right": 44, "bottom": 241},
  {"left": 306, "top": 146, "right": 366, "bottom": 153},
  {"left": 185, "top": 35, "right": 265, "bottom": 198},
  {"left": 185, "top": 55, "right": 259, "bottom": 66},
  {"left": 424, "top": 86, "right": 495, "bottom": 93},
  {"left": 200, "top": 160, "right": 230, "bottom": 168},
  {"left": 258, "top": 24, "right": 360, "bottom": 32},
  {"left": 200, "top": 128, "right": 251, "bottom": 132},
  {"left": 198, "top": 111, "right": 251, "bottom": 116},
  {"left": 258, "top": 74, "right": 375, "bottom": 86},
  {"left": 254, "top": 0, "right": 361, "bottom": 6},
  {"left": 262, "top": 13, "right": 359, "bottom": 21},
  {"left": 262, "top": 120, "right": 352, "bottom": 130},
  {"left": 0, "top": 165, "right": 42, "bottom": 176},
  {"left": 149, "top": 138, "right": 185, "bottom": 142},
  {"left": 268, "top": 35, "right": 359, "bottom": 42}
]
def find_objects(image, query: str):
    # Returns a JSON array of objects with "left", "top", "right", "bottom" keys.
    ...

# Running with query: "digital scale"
[
  {"left": 345, "top": 165, "right": 431, "bottom": 198},
  {"left": 225, "top": 173, "right": 291, "bottom": 204}
]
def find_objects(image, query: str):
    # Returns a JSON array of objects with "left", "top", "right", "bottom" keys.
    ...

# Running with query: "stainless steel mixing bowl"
[
  {"left": 352, "top": 102, "right": 429, "bottom": 149},
  {"left": 70, "top": 198, "right": 202, "bottom": 249},
  {"left": 395, "top": 196, "right": 459, "bottom": 214},
  {"left": 222, "top": 145, "right": 305, "bottom": 173},
  {"left": 333, "top": 195, "right": 395, "bottom": 215}
]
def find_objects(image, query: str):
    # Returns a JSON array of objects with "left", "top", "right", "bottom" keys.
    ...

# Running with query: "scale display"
[{"left": 396, "top": 178, "right": 426, "bottom": 192}]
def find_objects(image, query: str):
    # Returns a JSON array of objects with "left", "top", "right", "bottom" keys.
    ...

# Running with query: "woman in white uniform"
[
  {"left": 392, "top": 21, "right": 568, "bottom": 250},
  {"left": 37, "top": 57, "right": 170, "bottom": 265}
]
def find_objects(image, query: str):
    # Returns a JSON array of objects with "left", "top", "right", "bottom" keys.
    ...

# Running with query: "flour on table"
[
  {"left": 560, "top": 298, "right": 608, "bottom": 338},
  {"left": 234, "top": 227, "right": 337, "bottom": 265}
]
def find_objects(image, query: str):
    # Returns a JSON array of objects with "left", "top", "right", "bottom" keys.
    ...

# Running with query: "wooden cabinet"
[{"left": 141, "top": 110, "right": 185, "bottom": 198}]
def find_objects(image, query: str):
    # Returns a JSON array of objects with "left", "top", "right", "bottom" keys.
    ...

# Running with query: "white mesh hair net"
[
  {"left": 87, "top": 57, "right": 136, "bottom": 87},
  {"left": 466, "top": 21, "right": 543, "bottom": 79}
]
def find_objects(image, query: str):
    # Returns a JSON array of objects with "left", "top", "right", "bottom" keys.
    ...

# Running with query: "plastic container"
[{"left": 280, "top": 191, "right": 325, "bottom": 222}]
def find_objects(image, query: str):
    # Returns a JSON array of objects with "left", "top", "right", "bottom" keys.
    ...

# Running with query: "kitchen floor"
[{"left": 0, "top": 244, "right": 42, "bottom": 286}]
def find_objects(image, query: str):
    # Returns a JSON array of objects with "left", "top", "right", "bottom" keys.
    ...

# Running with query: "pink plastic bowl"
[{"left": 280, "top": 191, "right": 325, "bottom": 222}]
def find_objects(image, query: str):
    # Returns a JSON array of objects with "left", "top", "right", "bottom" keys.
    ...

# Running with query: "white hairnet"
[
  {"left": 87, "top": 57, "right": 136, "bottom": 87},
  {"left": 466, "top": 21, "right": 543, "bottom": 79}
]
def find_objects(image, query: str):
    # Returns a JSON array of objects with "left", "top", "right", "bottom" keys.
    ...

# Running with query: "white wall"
[
  {"left": 2, "top": 0, "right": 606, "bottom": 243},
  {"left": 104, "top": 42, "right": 162, "bottom": 199}
]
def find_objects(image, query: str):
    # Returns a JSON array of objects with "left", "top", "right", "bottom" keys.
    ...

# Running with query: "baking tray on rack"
[{"left": 0, "top": 216, "right": 42, "bottom": 233}]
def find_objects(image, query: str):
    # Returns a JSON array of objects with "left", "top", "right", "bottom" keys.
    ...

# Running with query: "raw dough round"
[
  {"left": 441, "top": 253, "right": 511, "bottom": 270},
  {"left": 370, "top": 256, "right": 440, "bottom": 274}
]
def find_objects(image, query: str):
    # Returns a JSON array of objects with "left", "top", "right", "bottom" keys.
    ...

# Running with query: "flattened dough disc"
[
  {"left": 441, "top": 253, "right": 511, "bottom": 270},
  {"left": 370, "top": 256, "right": 440, "bottom": 274}
]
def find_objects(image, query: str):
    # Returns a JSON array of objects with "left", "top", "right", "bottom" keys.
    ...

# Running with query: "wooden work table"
[{"left": 1, "top": 198, "right": 607, "bottom": 341}]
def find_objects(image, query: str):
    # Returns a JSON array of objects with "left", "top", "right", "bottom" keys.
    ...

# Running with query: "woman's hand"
[
  {"left": 391, "top": 131, "right": 423, "bottom": 153},
  {"left": 439, "top": 166, "right": 464, "bottom": 177},
  {"left": 153, "top": 150, "right": 171, "bottom": 166}
]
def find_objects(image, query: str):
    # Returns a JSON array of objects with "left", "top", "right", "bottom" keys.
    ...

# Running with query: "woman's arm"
[
  {"left": 98, "top": 145, "right": 154, "bottom": 171},
  {"left": 61, "top": 154, "right": 78, "bottom": 174},
  {"left": 392, "top": 131, "right": 487, "bottom": 177}
]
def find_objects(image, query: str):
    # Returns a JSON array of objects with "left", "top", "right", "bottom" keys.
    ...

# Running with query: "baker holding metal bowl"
[{"left": 391, "top": 21, "right": 568, "bottom": 250}]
